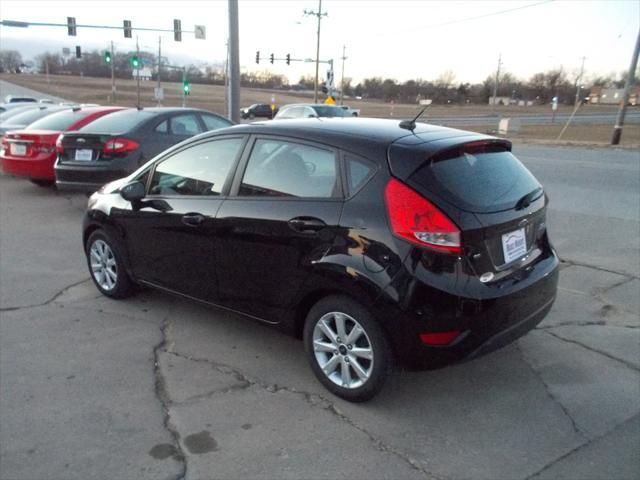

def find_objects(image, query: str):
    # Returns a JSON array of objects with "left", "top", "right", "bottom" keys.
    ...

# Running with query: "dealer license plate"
[
  {"left": 501, "top": 228, "right": 527, "bottom": 264},
  {"left": 10, "top": 144, "right": 27, "bottom": 156},
  {"left": 75, "top": 149, "right": 93, "bottom": 161}
]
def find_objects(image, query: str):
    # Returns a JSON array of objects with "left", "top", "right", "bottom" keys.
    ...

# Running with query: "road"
[
  {"left": 0, "top": 144, "right": 638, "bottom": 480},
  {"left": 0, "top": 79, "right": 69, "bottom": 104},
  {"left": 425, "top": 111, "right": 640, "bottom": 126}
]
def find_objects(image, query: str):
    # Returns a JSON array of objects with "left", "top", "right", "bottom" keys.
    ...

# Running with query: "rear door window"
[
  {"left": 170, "top": 114, "right": 202, "bottom": 136},
  {"left": 239, "top": 139, "right": 338, "bottom": 198},
  {"left": 410, "top": 146, "right": 541, "bottom": 213}
]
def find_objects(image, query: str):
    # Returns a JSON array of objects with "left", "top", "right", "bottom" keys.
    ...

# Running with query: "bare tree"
[{"left": 0, "top": 50, "right": 23, "bottom": 73}]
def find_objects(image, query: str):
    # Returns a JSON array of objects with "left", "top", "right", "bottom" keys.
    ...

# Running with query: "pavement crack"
[
  {"left": 153, "top": 317, "right": 187, "bottom": 480},
  {"left": 559, "top": 258, "right": 639, "bottom": 280},
  {"left": 543, "top": 330, "right": 640, "bottom": 372},
  {"left": 516, "top": 343, "right": 588, "bottom": 440},
  {"left": 525, "top": 413, "right": 640, "bottom": 480},
  {"left": 0, "top": 277, "right": 90, "bottom": 312},
  {"left": 167, "top": 350, "right": 441, "bottom": 480}
]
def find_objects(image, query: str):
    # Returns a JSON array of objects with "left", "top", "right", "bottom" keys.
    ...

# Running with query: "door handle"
[
  {"left": 288, "top": 217, "right": 326, "bottom": 233},
  {"left": 182, "top": 213, "right": 205, "bottom": 227}
]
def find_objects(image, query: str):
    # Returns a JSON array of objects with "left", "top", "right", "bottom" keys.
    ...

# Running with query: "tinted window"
[
  {"left": 239, "top": 139, "right": 337, "bottom": 198},
  {"left": 4, "top": 108, "right": 63, "bottom": 126},
  {"left": 170, "top": 114, "right": 201, "bottom": 135},
  {"left": 25, "top": 110, "right": 91, "bottom": 131},
  {"left": 201, "top": 113, "right": 231, "bottom": 131},
  {"left": 312, "top": 106, "right": 348, "bottom": 117},
  {"left": 154, "top": 119, "right": 169, "bottom": 133},
  {"left": 149, "top": 138, "right": 243, "bottom": 196},
  {"left": 80, "top": 109, "right": 153, "bottom": 134},
  {"left": 411, "top": 148, "right": 541, "bottom": 213},
  {"left": 346, "top": 156, "right": 374, "bottom": 196}
]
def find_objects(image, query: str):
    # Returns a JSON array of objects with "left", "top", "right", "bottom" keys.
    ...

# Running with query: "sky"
[{"left": 0, "top": 0, "right": 638, "bottom": 85}]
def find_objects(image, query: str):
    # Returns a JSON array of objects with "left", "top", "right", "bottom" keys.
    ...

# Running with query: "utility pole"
[
  {"left": 340, "top": 45, "right": 346, "bottom": 105},
  {"left": 574, "top": 56, "right": 586, "bottom": 106},
  {"left": 110, "top": 41, "right": 116, "bottom": 104},
  {"left": 228, "top": 0, "right": 240, "bottom": 123},
  {"left": 612, "top": 28, "right": 640, "bottom": 145},
  {"left": 157, "top": 36, "right": 162, "bottom": 106},
  {"left": 182, "top": 68, "right": 186, "bottom": 108},
  {"left": 491, "top": 53, "right": 502, "bottom": 114},
  {"left": 305, "top": 0, "right": 327, "bottom": 103},
  {"left": 136, "top": 36, "right": 141, "bottom": 108}
]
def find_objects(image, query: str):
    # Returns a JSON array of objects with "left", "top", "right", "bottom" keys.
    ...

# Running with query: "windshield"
[
  {"left": 78, "top": 109, "right": 151, "bottom": 134},
  {"left": 2, "top": 107, "right": 64, "bottom": 126},
  {"left": 26, "top": 109, "right": 90, "bottom": 131},
  {"left": 410, "top": 147, "right": 541, "bottom": 213},
  {"left": 312, "top": 106, "right": 348, "bottom": 117},
  {"left": 0, "top": 107, "right": 38, "bottom": 123}
]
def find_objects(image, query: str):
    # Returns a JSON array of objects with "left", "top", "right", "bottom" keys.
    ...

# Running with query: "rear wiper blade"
[{"left": 515, "top": 187, "right": 543, "bottom": 210}]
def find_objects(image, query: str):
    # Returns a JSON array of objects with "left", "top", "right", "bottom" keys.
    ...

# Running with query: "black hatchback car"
[
  {"left": 55, "top": 107, "right": 232, "bottom": 192},
  {"left": 241, "top": 103, "right": 277, "bottom": 119},
  {"left": 82, "top": 118, "right": 559, "bottom": 401}
]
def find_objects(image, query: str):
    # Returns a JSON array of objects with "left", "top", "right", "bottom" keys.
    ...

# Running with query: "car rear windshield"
[
  {"left": 26, "top": 110, "right": 91, "bottom": 131},
  {"left": 78, "top": 109, "right": 152, "bottom": 134},
  {"left": 410, "top": 146, "right": 541, "bottom": 213}
]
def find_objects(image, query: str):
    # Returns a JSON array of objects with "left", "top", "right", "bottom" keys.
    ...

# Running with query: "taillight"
[
  {"left": 56, "top": 135, "right": 64, "bottom": 153},
  {"left": 420, "top": 331, "right": 461, "bottom": 346},
  {"left": 384, "top": 178, "right": 461, "bottom": 254},
  {"left": 103, "top": 138, "right": 139, "bottom": 154}
]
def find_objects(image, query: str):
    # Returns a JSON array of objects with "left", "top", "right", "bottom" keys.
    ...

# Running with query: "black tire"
[
  {"left": 85, "top": 229, "right": 135, "bottom": 299},
  {"left": 29, "top": 179, "right": 55, "bottom": 187},
  {"left": 303, "top": 295, "right": 393, "bottom": 402}
]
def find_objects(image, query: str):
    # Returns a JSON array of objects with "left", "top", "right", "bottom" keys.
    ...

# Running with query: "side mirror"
[{"left": 120, "top": 181, "right": 145, "bottom": 202}]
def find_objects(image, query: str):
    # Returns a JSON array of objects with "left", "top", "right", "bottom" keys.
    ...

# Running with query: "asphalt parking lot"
[{"left": 0, "top": 144, "right": 638, "bottom": 480}]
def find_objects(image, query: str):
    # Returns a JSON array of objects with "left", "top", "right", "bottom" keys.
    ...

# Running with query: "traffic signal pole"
[
  {"left": 110, "top": 41, "right": 116, "bottom": 104},
  {"left": 228, "top": 0, "right": 241, "bottom": 123},
  {"left": 182, "top": 68, "right": 186, "bottom": 108},
  {"left": 136, "top": 36, "right": 141, "bottom": 108},
  {"left": 157, "top": 36, "right": 162, "bottom": 107}
]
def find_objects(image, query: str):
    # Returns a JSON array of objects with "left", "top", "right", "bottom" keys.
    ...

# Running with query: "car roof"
[{"left": 192, "top": 118, "right": 500, "bottom": 162}]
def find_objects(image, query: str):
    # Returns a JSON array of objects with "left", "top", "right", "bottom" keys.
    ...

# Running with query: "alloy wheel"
[
  {"left": 312, "top": 312, "right": 374, "bottom": 389},
  {"left": 89, "top": 239, "right": 118, "bottom": 291}
]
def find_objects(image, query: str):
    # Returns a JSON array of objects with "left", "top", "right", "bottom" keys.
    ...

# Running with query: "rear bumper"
[
  {"left": 54, "top": 162, "right": 128, "bottom": 193},
  {"left": 1, "top": 156, "right": 55, "bottom": 180},
  {"left": 378, "top": 250, "right": 559, "bottom": 368}
]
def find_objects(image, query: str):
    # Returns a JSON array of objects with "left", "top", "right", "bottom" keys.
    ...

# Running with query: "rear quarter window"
[{"left": 410, "top": 147, "right": 541, "bottom": 213}]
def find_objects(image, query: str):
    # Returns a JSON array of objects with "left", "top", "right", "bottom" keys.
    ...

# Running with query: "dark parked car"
[
  {"left": 274, "top": 104, "right": 350, "bottom": 120},
  {"left": 241, "top": 103, "right": 277, "bottom": 119},
  {"left": 82, "top": 118, "right": 559, "bottom": 401},
  {"left": 55, "top": 107, "right": 233, "bottom": 192}
]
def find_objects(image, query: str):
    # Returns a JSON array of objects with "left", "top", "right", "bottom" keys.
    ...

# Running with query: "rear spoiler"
[{"left": 387, "top": 135, "right": 512, "bottom": 181}]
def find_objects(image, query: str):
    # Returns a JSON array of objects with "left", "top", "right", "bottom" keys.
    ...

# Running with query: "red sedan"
[{"left": 1, "top": 106, "right": 125, "bottom": 186}]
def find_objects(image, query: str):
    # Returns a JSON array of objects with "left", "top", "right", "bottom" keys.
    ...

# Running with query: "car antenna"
[{"left": 399, "top": 108, "right": 426, "bottom": 131}]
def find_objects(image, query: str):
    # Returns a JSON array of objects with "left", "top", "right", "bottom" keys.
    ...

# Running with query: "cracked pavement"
[{"left": 1, "top": 144, "right": 639, "bottom": 480}]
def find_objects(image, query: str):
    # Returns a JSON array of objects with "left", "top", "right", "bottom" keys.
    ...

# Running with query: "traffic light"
[
  {"left": 130, "top": 56, "right": 140, "bottom": 69},
  {"left": 286, "top": 54, "right": 290, "bottom": 65},
  {"left": 255, "top": 51, "right": 260, "bottom": 64},
  {"left": 183, "top": 80, "right": 191, "bottom": 95},
  {"left": 67, "top": 17, "right": 76, "bottom": 36},
  {"left": 173, "top": 19, "right": 182, "bottom": 42},
  {"left": 75, "top": 46, "right": 82, "bottom": 59},
  {"left": 123, "top": 20, "right": 132, "bottom": 38},
  {"left": 104, "top": 51, "right": 111, "bottom": 64},
  {"left": 270, "top": 53, "right": 274, "bottom": 64}
]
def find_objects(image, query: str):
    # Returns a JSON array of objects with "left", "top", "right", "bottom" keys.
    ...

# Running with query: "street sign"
[
  {"left": 194, "top": 25, "right": 206, "bottom": 40},
  {"left": 154, "top": 87, "right": 164, "bottom": 101},
  {"left": 324, "top": 96, "right": 336, "bottom": 105}
]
